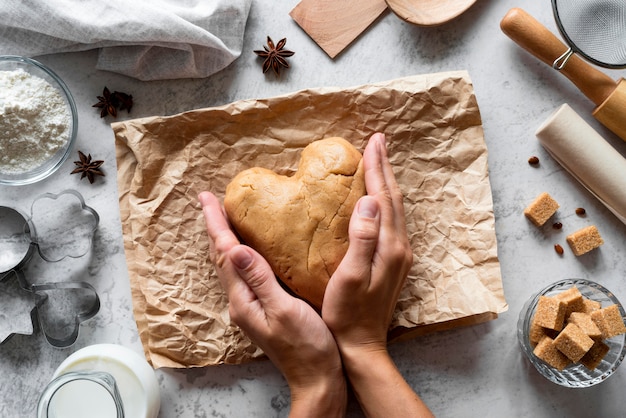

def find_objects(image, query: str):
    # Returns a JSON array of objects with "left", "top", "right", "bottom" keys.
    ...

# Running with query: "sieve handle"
[{"left": 500, "top": 8, "right": 617, "bottom": 106}]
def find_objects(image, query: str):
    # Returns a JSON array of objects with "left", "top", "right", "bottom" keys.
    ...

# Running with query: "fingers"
[
  {"left": 363, "top": 133, "right": 387, "bottom": 199},
  {"left": 198, "top": 191, "right": 288, "bottom": 324},
  {"left": 378, "top": 138, "right": 408, "bottom": 234},
  {"left": 198, "top": 191, "right": 233, "bottom": 245},
  {"left": 228, "top": 245, "right": 285, "bottom": 308},
  {"left": 363, "top": 133, "right": 407, "bottom": 235},
  {"left": 335, "top": 196, "right": 381, "bottom": 286},
  {"left": 226, "top": 245, "right": 289, "bottom": 328},
  {"left": 199, "top": 192, "right": 239, "bottom": 265},
  {"left": 370, "top": 133, "right": 393, "bottom": 186}
]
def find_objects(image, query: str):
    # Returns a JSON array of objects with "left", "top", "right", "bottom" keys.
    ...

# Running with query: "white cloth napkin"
[{"left": 0, "top": 0, "right": 251, "bottom": 80}]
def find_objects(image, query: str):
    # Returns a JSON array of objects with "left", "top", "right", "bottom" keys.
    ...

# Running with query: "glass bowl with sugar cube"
[{"left": 518, "top": 279, "right": 626, "bottom": 387}]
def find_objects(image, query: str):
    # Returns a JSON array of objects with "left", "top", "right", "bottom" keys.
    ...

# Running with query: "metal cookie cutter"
[{"left": 0, "top": 190, "right": 100, "bottom": 347}]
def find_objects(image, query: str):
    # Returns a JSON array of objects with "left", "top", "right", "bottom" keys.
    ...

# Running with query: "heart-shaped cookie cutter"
[{"left": 0, "top": 190, "right": 100, "bottom": 347}]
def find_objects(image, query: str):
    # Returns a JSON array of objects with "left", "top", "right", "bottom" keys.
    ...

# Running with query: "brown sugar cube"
[
  {"left": 524, "top": 192, "right": 559, "bottom": 226},
  {"left": 556, "top": 286, "right": 584, "bottom": 317},
  {"left": 554, "top": 323, "right": 595, "bottom": 362},
  {"left": 533, "top": 336, "right": 571, "bottom": 370},
  {"left": 530, "top": 319, "right": 559, "bottom": 347},
  {"left": 591, "top": 304, "right": 626, "bottom": 339},
  {"left": 534, "top": 296, "right": 567, "bottom": 331},
  {"left": 566, "top": 225, "right": 604, "bottom": 256},
  {"left": 581, "top": 297, "right": 602, "bottom": 314},
  {"left": 529, "top": 321, "right": 545, "bottom": 346},
  {"left": 568, "top": 312, "right": 602, "bottom": 340},
  {"left": 528, "top": 320, "right": 549, "bottom": 346},
  {"left": 580, "top": 340, "right": 610, "bottom": 370}
]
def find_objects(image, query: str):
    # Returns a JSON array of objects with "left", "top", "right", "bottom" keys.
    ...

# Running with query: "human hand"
[
  {"left": 322, "top": 132, "right": 413, "bottom": 355},
  {"left": 321, "top": 133, "right": 433, "bottom": 418},
  {"left": 198, "top": 191, "right": 346, "bottom": 417}
]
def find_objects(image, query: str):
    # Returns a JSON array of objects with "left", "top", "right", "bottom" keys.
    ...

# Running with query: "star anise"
[
  {"left": 114, "top": 91, "right": 133, "bottom": 113},
  {"left": 254, "top": 36, "right": 295, "bottom": 76},
  {"left": 71, "top": 151, "right": 105, "bottom": 184},
  {"left": 93, "top": 87, "right": 118, "bottom": 118},
  {"left": 93, "top": 87, "right": 133, "bottom": 118}
]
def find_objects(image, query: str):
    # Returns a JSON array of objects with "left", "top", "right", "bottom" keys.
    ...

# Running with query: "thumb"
[
  {"left": 338, "top": 196, "right": 381, "bottom": 279},
  {"left": 229, "top": 245, "right": 283, "bottom": 306}
]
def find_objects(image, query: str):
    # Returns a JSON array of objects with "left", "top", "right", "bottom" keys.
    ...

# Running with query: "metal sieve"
[{"left": 552, "top": 0, "right": 626, "bottom": 69}]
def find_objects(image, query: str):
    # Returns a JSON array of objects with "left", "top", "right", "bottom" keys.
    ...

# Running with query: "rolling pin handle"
[{"left": 501, "top": 8, "right": 617, "bottom": 106}]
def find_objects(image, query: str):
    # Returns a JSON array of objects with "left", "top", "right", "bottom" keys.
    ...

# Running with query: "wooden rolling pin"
[
  {"left": 500, "top": 8, "right": 626, "bottom": 142},
  {"left": 536, "top": 104, "right": 626, "bottom": 225}
]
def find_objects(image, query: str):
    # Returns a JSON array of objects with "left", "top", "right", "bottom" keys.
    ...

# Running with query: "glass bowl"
[
  {"left": 518, "top": 279, "right": 626, "bottom": 387},
  {"left": 0, "top": 56, "right": 77, "bottom": 185}
]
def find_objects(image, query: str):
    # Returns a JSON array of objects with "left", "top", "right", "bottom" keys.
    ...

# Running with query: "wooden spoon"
[
  {"left": 290, "top": 0, "right": 476, "bottom": 59},
  {"left": 386, "top": 0, "right": 477, "bottom": 26}
]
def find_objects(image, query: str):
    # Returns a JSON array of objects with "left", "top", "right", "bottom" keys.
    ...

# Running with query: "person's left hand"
[{"left": 199, "top": 191, "right": 346, "bottom": 416}]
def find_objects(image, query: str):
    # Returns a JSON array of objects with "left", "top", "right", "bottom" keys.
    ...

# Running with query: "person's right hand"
[
  {"left": 322, "top": 133, "right": 434, "bottom": 418},
  {"left": 322, "top": 132, "right": 412, "bottom": 354}
]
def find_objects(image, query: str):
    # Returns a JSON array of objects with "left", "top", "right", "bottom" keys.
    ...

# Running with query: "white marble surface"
[{"left": 2, "top": 1, "right": 626, "bottom": 417}]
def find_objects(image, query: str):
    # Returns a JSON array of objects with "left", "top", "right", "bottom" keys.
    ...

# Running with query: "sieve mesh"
[{"left": 553, "top": 0, "right": 626, "bottom": 68}]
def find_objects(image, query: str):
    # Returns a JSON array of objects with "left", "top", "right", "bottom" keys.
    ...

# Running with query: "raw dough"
[{"left": 224, "top": 137, "right": 365, "bottom": 308}]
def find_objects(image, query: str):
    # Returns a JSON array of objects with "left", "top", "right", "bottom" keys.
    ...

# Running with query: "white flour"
[{"left": 0, "top": 68, "right": 71, "bottom": 174}]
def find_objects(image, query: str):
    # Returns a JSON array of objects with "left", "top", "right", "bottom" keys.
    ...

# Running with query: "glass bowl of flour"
[{"left": 0, "top": 56, "right": 77, "bottom": 185}]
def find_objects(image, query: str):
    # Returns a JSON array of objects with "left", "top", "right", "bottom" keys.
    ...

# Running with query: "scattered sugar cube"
[
  {"left": 533, "top": 336, "right": 571, "bottom": 370},
  {"left": 554, "top": 323, "right": 595, "bottom": 362},
  {"left": 568, "top": 312, "right": 602, "bottom": 340},
  {"left": 591, "top": 304, "right": 626, "bottom": 339},
  {"left": 566, "top": 225, "right": 604, "bottom": 256},
  {"left": 580, "top": 340, "right": 610, "bottom": 370},
  {"left": 534, "top": 296, "right": 567, "bottom": 331},
  {"left": 524, "top": 192, "right": 559, "bottom": 227}
]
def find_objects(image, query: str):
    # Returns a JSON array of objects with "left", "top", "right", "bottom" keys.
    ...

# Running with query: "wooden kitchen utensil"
[
  {"left": 501, "top": 8, "right": 626, "bottom": 142},
  {"left": 290, "top": 0, "right": 388, "bottom": 59},
  {"left": 290, "top": 0, "right": 477, "bottom": 59},
  {"left": 386, "top": 0, "right": 477, "bottom": 27}
]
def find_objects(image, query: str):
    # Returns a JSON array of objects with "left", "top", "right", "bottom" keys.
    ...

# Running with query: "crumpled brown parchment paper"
[{"left": 113, "top": 71, "right": 508, "bottom": 369}]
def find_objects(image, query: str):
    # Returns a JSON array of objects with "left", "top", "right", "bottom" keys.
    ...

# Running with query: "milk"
[
  {"left": 38, "top": 344, "right": 160, "bottom": 418},
  {"left": 48, "top": 379, "right": 118, "bottom": 418}
]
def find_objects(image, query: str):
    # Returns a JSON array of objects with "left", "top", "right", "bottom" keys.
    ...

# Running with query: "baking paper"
[{"left": 113, "top": 71, "right": 507, "bottom": 368}]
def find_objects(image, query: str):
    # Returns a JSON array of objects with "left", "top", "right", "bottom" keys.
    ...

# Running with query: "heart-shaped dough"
[{"left": 224, "top": 137, "right": 365, "bottom": 309}]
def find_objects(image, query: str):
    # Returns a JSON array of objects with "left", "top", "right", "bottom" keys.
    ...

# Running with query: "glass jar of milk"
[{"left": 37, "top": 344, "right": 160, "bottom": 418}]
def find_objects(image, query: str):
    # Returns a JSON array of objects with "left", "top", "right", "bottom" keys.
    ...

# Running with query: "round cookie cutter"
[{"left": 0, "top": 190, "right": 100, "bottom": 347}]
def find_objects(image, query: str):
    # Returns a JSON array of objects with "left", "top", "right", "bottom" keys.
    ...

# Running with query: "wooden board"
[{"left": 290, "top": 0, "right": 388, "bottom": 59}]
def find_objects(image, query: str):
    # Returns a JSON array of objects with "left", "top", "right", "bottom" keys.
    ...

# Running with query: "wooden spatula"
[{"left": 290, "top": 0, "right": 388, "bottom": 59}]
